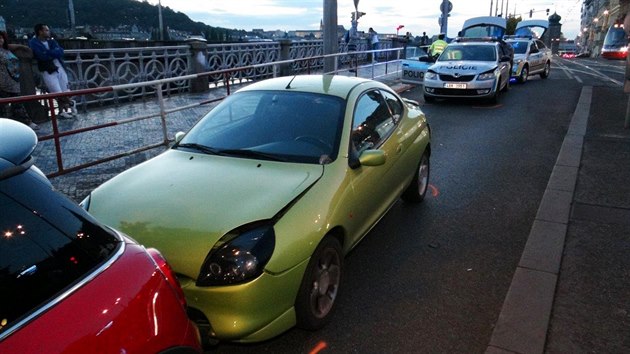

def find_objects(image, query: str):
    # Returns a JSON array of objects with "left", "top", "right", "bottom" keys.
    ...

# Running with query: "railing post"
[
  {"left": 189, "top": 40, "right": 209, "bottom": 93},
  {"left": 278, "top": 39, "right": 292, "bottom": 77},
  {"left": 155, "top": 84, "right": 169, "bottom": 145}
]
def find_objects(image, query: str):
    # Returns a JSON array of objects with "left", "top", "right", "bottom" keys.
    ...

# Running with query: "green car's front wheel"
[
  {"left": 295, "top": 236, "right": 343, "bottom": 330},
  {"left": 401, "top": 151, "right": 430, "bottom": 203}
]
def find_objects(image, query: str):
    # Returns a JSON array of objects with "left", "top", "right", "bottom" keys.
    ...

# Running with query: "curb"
[{"left": 486, "top": 86, "right": 593, "bottom": 354}]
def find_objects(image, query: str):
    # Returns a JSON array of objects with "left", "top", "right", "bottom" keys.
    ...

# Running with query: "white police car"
[
  {"left": 401, "top": 46, "right": 434, "bottom": 85},
  {"left": 504, "top": 36, "right": 552, "bottom": 83},
  {"left": 423, "top": 38, "right": 512, "bottom": 103}
]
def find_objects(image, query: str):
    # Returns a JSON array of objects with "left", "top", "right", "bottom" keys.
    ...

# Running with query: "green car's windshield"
[{"left": 177, "top": 90, "right": 345, "bottom": 164}]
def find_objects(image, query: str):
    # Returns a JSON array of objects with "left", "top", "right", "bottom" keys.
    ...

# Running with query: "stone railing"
[
  {"left": 17, "top": 38, "right": 396, "bottom": 120},
  {"left": 61, "top": 38, "right": 386, "bottom": 101}
]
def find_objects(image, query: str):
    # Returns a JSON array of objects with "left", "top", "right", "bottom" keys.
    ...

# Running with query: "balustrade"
[{"left": 52, "top": 38, "right": 388, "bottom": 107}]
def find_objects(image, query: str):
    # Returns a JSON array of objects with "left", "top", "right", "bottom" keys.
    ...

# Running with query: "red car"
[{"left": 0, "top": 119, "right": 202, "bottom": 353}]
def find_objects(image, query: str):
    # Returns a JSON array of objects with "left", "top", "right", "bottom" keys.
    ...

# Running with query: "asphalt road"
[{"left": 207, "top": 60, "right": 605, "bottom": 353}]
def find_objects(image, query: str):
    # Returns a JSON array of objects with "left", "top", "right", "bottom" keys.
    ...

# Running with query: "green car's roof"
[{"left": 238, "top": 74, "right": 375, "bottom": 98}]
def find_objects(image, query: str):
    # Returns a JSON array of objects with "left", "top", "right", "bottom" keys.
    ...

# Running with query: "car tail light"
[{"left": 146, "top": 248, "right": 187, "bottom": 309}]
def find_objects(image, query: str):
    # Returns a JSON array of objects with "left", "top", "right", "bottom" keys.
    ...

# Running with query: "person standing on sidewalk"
[
  {"left": 28, "top": 23, "right": 76, "bottom": 119},
  {"left": 368, "top": 27, "right": 379, "bottom": 62},
  {"left": 0, "top": 31, "right": 39, "bottom": 130}
]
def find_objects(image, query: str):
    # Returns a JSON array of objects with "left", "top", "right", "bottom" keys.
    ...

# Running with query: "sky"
[{"left": 145, "top": 0, "right": 584, "bottom": 40}]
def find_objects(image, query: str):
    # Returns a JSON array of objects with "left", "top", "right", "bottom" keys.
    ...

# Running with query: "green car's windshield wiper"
[
  {"left": 216, "top": 148, "right": 287, "bottom": 162},
  {"left": 175, "top": 143, "right": 221, "bottom": 155},
  {"left": 176, "top": 143, "right": 287, "bottom": 161}
]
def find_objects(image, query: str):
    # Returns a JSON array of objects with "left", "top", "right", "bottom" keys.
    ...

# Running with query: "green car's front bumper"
[{"left": 180, "top": 257, "right": 310, "bottom": 343}]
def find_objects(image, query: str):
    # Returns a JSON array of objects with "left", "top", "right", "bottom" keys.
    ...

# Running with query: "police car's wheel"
[
  {"left": 540, "top": 62, "right": 550, "bottom": 79},
  {"left": 519, "top": 65, "right": 529, "bottom": 83},
  {"left": 501, "top": 75, "right": 510, "bottom": 92},
  {"left": 490, "top": 83, "right": 500, "bottom": 104}
]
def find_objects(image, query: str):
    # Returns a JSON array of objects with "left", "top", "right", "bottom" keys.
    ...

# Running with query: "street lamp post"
[
  {"left": 158, "top": 0, "right": 164, "bottom": 41},
  {"left": 322, "top": 0, "right": 338, "bottom": 73}
]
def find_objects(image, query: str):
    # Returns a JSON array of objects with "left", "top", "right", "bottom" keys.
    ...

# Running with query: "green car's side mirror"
[
  {"left": 359, "top": 149, "right": 386, "bottom": 166},
  {"left": 174, "top": 131, "right": 185, "bottom": 143}
]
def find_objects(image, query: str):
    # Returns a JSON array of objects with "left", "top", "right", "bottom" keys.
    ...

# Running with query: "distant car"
[
  {"left": 401, "top": 47, "right": 434, "bottom": 85},
  {"left": 504, "top": 36, "right": 552, "bottom": 83},
  {"left": 83, "top": 74, "right": 432, "bottom": 343},
  {"left": 0, "top": 119, "right": 202, "bottom": 353},
  {"left": 423, "top": 38, "right": 512, "bottom": 103},
  {"left": 560, "top": 52, "right": 576, "bottom": 59}
]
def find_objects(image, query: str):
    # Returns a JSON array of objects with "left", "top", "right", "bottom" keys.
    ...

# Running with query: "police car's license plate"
[{"left": 444, "top": 83, "right": 467, "bottom": 89}]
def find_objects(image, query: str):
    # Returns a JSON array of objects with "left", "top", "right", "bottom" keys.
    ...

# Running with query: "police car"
[
  {"left": 401, "top": 46, "right": 433, "bottom": 85},
  {"left": 423, "top": 38, "right": 512, "bottom": 103},
  {"left": 504, "top": 36, "right": 552, "bottom": 83}
]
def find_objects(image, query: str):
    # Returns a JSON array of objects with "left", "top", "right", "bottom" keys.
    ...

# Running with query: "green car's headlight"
[{"left": 197, "top": 222, "right": 275, "bottom": 286}]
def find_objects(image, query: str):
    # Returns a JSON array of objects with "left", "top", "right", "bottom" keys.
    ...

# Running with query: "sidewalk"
[{"left": 488, "top": 85, "right": 630, "bottom": 353}]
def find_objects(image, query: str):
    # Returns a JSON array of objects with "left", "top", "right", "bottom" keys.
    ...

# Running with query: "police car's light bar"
[
  {"left": 503, "top": 35, "right": 533, "bottom": 40},
  {"left": 453, "top": 36, "right": 502, "bottom": 43}
]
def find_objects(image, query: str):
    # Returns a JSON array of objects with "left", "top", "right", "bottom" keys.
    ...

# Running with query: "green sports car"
[{"left": 83, "top": 74, "right": 431, "bottom": 344}]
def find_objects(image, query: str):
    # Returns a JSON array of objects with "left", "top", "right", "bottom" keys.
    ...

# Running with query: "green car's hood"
[{"left": 90, "top": 149, "right": 324, "bottom": 279}]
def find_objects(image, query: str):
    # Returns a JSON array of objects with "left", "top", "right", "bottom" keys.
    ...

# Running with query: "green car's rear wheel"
[
  {"left": 295, "top": 236, "right": 342, "bottom": 330},
  {"left": 401, "top": 151, "right": 430, "bottom": 203}
]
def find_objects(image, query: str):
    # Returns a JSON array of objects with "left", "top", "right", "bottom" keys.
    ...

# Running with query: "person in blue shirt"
[{"left": 28, "top": 24, "right": 76, "bottom": 119}]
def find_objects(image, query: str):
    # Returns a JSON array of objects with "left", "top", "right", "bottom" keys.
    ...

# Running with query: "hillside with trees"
[{"left": 1, "top": 0, "right": 234, "bottom": 41}]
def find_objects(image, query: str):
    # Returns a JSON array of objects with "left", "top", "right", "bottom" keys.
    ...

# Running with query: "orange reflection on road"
[
  {"left": 309, "top": 340, "right": 328, "bottom": 354},
  {"left": 429, "top": 184, "right": 439, "bottom": 197}
]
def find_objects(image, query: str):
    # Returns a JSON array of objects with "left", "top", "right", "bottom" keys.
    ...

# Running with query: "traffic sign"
[{"left": 440, "top": 1, "right": 453, "bottom": 13}]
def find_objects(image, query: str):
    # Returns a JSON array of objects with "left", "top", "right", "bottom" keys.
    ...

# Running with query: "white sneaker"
[
  {"left": 58, "top": 111, "right": 73, "bottom": 119},
  {"left": 70, "top": 100, "right": 78, "bottom": 116},
  {"left": 28, "top": 122, "right": 40, "bottom": 130}
]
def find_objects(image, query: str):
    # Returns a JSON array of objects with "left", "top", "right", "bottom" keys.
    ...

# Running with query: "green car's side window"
[
  {"left": 380, "top": 90, "right": 403, "bottom": 123},
  {"left": 351, "top": 90, "right": 396, "bottom": 153}
]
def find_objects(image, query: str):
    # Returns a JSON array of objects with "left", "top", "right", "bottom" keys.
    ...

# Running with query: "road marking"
[
  {"left": 554, "top": 60, "right": 575, "bottom": 80},
  {"left": 561, "top": 59, "right": 623, "bottom": 86}
]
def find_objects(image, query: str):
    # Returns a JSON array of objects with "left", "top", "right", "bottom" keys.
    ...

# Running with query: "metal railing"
[
  {"left": 55, "top": 39, "right": 395, "bottom": 107},
  {"left": 1, "top": 47, "right": 406, "bottom": 180}
]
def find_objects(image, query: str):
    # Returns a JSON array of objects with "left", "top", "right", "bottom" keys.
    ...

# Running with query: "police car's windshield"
[
  {"left": 508, "top": 41, "right": 529, "bottom": 54},
  {"left": 439, "top": 45, "right": 497, "bottom": 61}
]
